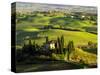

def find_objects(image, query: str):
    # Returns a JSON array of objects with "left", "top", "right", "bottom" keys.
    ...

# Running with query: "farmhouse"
[{"left": 44, "top": 40, "right": 57, "bottom": 50}]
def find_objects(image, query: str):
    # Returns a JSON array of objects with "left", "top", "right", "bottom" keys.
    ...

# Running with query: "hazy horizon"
[{"left": 12, "top": 2, "right": 97, "bottom": 14}]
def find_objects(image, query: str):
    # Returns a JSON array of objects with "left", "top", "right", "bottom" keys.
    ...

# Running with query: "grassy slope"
[
  {"left": 16, "top": 15, "right": 97, "bottom": 48},
  {"left": 16, "top": 29, "right": 97, "bottom": 47},
  {"left": 52, "top": 48, "right": 97, "bottom": 65},
  {"left": 16, "top": 16, "right": 51, "bottom": 26},
  {"left": 16, "top": 48, "right": 97, "bottom": 72},
  {"left": 69, "top": 48, "right": 97, "bottom": 64},
  {"left": 17, "top": 16, "right": 95, "bottom": 29},
  {"left": 34, "top": 29, "right": 97, "bottom": 45}
]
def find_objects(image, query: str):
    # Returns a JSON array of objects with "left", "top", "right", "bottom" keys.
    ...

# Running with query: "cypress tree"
[
  {"left": 33, "top": 40, "right": 36, "bottom": 52},
  {"left": 67, "top": 41, "right": 75, "bottom": 60},
  {"left": 46, "top": 36, "right": 49, "bottom": 43},
  {"left": 61, "top": 35, "right": 64, "bottom": 54},
  {"left": 22, "top": 40, "right": 28, "bottom": 54},
  {"left": 22, "top": 42, "right": 26, "bottom": 55},
  {"left": 57, "top": 37, "right": 61, "bottom": 54},
  {"left": 57, "top": 36, "right": 65, "bottom": 54},
  {"left": 28, "top": 39, "right": 33, "bottom": 55}
]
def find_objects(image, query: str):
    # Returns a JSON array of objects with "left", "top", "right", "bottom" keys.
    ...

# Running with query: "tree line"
[{"left": 16, "top": 35, "right": 75, "bottom": 62}]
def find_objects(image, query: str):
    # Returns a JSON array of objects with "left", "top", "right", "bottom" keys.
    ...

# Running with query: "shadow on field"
[{"left": 16, "top": 60, "right": 85, "bottom": 73}]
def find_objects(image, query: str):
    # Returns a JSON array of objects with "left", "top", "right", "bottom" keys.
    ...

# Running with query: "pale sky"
[{"left": 12, "top": 0, "right": 98, "bottom": 6}]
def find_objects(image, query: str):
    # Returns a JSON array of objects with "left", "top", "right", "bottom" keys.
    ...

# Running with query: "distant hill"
[{"left": 13, "top": 2, "right": 97, "bottom": 14}]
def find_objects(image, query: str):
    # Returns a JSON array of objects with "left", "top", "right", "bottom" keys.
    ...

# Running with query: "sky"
[
  {"left": 15, "top": 2, "right": 97, "bottom": 14},
  {"left": 11, "top": 0, "right": 98, "bottom": 6}
]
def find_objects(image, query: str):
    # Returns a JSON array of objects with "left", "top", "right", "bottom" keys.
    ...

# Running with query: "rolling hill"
[{"left": 16, "top": 29, "right": 97, "bottom": 48}]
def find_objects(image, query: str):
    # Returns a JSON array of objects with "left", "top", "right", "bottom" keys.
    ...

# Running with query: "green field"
[
  {"left": 16, "top": 29, "right": 97, "bottom": 47},
  {"left": 16, "top": 15, "right": 96, "bottom": 30},
  {"left": 15, "top": 10, "right": 97, "bottom": 72},
  {"left": 16, "top": 14, "right": 97, "bottom": 48}
]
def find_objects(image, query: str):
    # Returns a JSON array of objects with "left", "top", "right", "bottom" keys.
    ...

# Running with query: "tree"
[
  {"left": 88, "top": 41, "right": 97, "bottom": 51},
  {"left": 57, "top": 37, "right": 61, "bottom": 54},
  {"left": 67, "top": 41, "right": 75, "bottom": 60},
  {"left": 61, "top": 35, "right": 64, "bottom": 54},
  {"left": 46, "top": 36, "right": 49, "bottom": 43},
  {"left": 28, "top": 39, "right": 33, "bottom": 55},
  {"left": 88, "top": 41, "right": 93, "bottom": 47},
  {"left": 22, "top": 41, "right": 28, "bottom": 54},
  {"left": 57, "top": 35, "right": 64, "bottom": 54},
  {"left": 33, "top": 40, "right": 36, "bottom": 52},
  {"left": 22, "top": 39, "right": 34, "bottom": 55}
]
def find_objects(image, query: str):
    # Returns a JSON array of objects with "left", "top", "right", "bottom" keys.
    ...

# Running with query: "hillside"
[
  {"left": 69, "top": 48, "right": 97, "bottom": 64},
  {"left": 16, "top": 15, "right": 97, "bottom": 34},
  {"left": 13, "top": 2, "right": 97, "bottom": 72},
  {"left": 16, "top": 29, "right": 97, "bottom": 48}
]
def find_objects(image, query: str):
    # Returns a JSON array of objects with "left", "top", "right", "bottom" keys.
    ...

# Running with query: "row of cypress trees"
[
  {"left": 22, "top": 39, "right": 37, "bottom": 56},
  {"left": 57, "top": 35, "right": 64, "bottom": 54},
  {"left": 21, "top": 35, "right": 75, "bottom": 60},
  {"left": 56, "top": 35, "right": 75, "bottom": 54}
]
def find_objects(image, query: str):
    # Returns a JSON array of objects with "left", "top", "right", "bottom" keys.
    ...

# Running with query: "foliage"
[
  {"left": 45, "top": 36, "right": 49, "bottom": 43},
  {"left": 56, "top": 35, "right": 64, "bottom": 54},
  {"left": 67, "top": 41, "right": 75, "bottom": 60}
]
